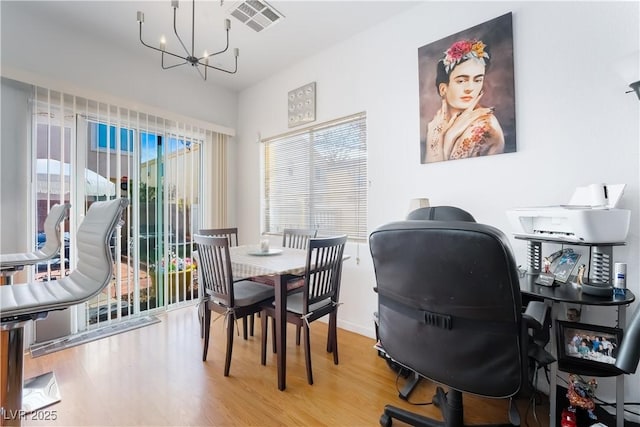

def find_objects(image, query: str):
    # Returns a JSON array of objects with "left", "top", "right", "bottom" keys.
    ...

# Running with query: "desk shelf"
[
  {"left": 520, "top": 275, "right": 634, "bottom": 427},
  {"left": 514, "top": 235, "right": 626, "bottom": 246},
  {"left": 557, "top": 360, "right": 623, "bottom": 378},
  {"left": 519, "top": 274, "right": 635, "bottom": 306},
  {"left": 515, "top": 235, "right": 625, "bottom": 287},
  {"left": 515, "top": 235, "right": 633, "bottom": 427}
]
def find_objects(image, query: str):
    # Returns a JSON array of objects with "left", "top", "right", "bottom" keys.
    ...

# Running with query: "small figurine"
[
  {"left": 543, "top": 249, "right": 568, "bottom": 274},
  {"left": 576, "top": 264, "right": 586, "bottom": 285},
  {"left": 566, "top": 374, "right": 598, "bottom": 420}
]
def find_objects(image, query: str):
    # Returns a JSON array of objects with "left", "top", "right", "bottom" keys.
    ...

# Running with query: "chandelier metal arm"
[
  {"left": 199, "top": 29, "right": 230, "bottom": 62},
  {"left": 203, "top": 55, "right": 238, "bottom": 76},
  {"left": 172, "top": 6, "right": 191, "bottom": 58},
  {"left": 195, "top": 66, "right": 206, "bottom": 81},
  {"left": 139, "top": 23, "right": 188, "bottom": 63},
  {"left": 161, "top": 53, "right": 188, "bottom": 70}
]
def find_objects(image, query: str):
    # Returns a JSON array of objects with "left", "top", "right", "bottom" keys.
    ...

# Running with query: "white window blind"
[{"left": 263, "top": 112, "right": 367, "bottom": 240}]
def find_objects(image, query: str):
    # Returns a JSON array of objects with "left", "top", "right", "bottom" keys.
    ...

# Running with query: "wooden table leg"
[{"left": 275, "top": 274, "right": 286, "bottom": 390}]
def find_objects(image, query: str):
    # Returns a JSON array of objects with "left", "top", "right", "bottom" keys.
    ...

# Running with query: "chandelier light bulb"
[{"left": 160, "top": 36, "right": 166, "bottom": 51}]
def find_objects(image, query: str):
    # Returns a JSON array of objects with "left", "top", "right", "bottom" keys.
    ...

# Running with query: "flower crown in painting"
[{"left": 441, "top": 39, "right": 489, "bottom": 74}]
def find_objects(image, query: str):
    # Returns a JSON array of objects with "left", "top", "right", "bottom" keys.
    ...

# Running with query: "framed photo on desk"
[
  {"left": 556, "top": 321, "right": 623, "bottom": 375},
  {"left": 552, "top": 251, "right": 581, "bottom": 283}
]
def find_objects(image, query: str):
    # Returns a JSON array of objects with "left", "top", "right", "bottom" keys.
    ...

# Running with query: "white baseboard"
[{"left": 337, "top": 319, "right": 376, "bottom": 339}]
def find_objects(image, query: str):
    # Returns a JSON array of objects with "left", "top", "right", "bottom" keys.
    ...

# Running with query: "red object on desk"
[{"left": 561, "top": 408, "right": 577, "bottom": 427}]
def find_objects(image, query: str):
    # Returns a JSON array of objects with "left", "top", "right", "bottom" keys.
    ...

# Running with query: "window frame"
[
  {"left": 261, "top": 112, "right": 367, "bottom": 241},
  {"left": 89, "top": 121, "right": 135, "bottom": 154}
]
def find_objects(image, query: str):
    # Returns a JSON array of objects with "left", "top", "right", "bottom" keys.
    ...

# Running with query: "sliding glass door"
[
  {"left": 76, "top": 115, "right": 203, "bottom": 328},
  {"left": 33, "top": 103, "right": 202, "bottom": 341}
]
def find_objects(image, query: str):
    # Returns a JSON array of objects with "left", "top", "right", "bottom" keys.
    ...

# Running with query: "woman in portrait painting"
[{"left": 425, "top": 39, "right": 505, "bottom": 163}]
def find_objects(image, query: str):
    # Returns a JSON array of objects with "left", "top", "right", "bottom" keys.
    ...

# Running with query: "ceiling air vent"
[{"left": 228, "top": 0, "right": 284, "bottom": 32}]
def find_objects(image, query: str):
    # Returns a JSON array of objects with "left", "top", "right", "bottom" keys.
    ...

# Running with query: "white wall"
[{"left": 236, "top": 1, "right": 640, "bottom": 415}]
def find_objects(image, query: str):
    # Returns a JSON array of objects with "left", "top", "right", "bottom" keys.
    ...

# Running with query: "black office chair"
[
  {"left": 615, "top": 306, "right": 640, "bottom": 374},
  {"left": 376, "top": 205, "right": 478, "bottom": 395},
  {"left": 406, "top": 206, "right": 476, "bottom": 222},
  {"left": 370, "top": 220, "right": 547, "bottom": 427}
]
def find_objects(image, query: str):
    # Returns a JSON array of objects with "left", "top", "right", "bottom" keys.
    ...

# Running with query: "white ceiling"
[{"left": 7, "top": 1, "right": 419, "bottom": 92}]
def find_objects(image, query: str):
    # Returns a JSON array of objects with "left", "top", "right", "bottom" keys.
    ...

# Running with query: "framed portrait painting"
[{"left": 419, "top": 12, "right": 516, "bottom": 164}]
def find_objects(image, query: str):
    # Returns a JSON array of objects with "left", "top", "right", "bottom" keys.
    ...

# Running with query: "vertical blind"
[
  {"left": 29, "top": 82, "right": 228, "bottom": 331},
  {"left": 263, "top": 112, "right": 367, "bottom": 240}
]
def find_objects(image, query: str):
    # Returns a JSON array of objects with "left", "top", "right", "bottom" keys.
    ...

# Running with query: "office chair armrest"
[
  {"left": 523, "top": 301, "right": 556, "bottom": 368},
  {"left": 522, "top": 301, "right": 548, "bottom": 331},
  {"left": 615, "top": 307, "right": 640, "bottom": 374}
]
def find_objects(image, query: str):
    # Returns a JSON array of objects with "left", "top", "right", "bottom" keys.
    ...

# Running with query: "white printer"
[{"left": 506, "top": 184, "right": 630, "bottom": 243}]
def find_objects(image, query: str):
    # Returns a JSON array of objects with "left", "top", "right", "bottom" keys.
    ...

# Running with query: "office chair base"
[
  {"left": 380, "top": 387, "right": 463, "bottom": 427},
  {"left": 23, "top": 371, "right": 61, "bottom": 413},
  {"left": 2, "top": 319, "right": 60, "bottom": 423},
  {"left": 380, "top": 387, "right": 517, "bottom": 427}
]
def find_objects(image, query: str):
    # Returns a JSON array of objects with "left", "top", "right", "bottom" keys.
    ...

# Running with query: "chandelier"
[{"left": 137, "top": 0, "right": 239, "bottom": 80}]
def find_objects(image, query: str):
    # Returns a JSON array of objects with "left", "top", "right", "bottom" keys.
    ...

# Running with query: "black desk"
[
  {"left": 520, "top": 274, "right": 635, "bottom": 306},
  {"left": 519, "top": 274, "right": 635, "bottom": 427}
]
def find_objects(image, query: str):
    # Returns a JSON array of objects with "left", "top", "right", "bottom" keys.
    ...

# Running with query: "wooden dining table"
[{"left": 228, "top": 245, "right": 309, "bottom": 391}]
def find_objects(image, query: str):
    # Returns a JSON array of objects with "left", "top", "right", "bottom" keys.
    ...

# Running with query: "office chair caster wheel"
[{"left": 379, "top": 413, "right": 392, "bottom": 427}]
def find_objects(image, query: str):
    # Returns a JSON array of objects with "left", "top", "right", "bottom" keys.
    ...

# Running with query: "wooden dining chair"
[
  {"left": 260, "top": 235, "right": 347, "bottom": 385},
  {"left": 282, "top": 228, "right": 318, "bottom": 344},
  {"left": 243, "top": 228, "right": 319, "bottom": 339},
  {"left": 249, "top": 228, "right": 319, "bottom": 342},
  {"left": 194, "top": 234, "right": 275, "bottom": 376},
  {"left": 282, "top": 228, "right": 318, "bottom": 250},
  {"left": 199, "top": 227, "right": 238, "bottom": 247},
  {"left": 197, "top": 228, "right": 241, "bottom": 336}
]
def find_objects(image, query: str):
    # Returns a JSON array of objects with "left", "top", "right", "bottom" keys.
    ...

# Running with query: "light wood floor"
[{"left": 22, "top": 307, "right": 550, "bottom": 426}]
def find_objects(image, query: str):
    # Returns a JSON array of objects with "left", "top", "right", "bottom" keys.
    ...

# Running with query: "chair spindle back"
[
  {"left": 304, "top": 235, "right": 347, "bottom": 311},
  {"left": 199, "top": 228, "right": 239, "bottom": 247},
  {"left": 194, "top": 234, "right": 234, "bottom": 305}
]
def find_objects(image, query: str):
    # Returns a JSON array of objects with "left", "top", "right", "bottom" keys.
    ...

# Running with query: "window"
[
  {"left": 263, "top": 113, "right": 367, "bottom": 240},
  {"left": 89, "top": 121, "right": 193, "bottom": 163},
  {"left": 90, "top": 122, "right": 134, "bottom": 153}
]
